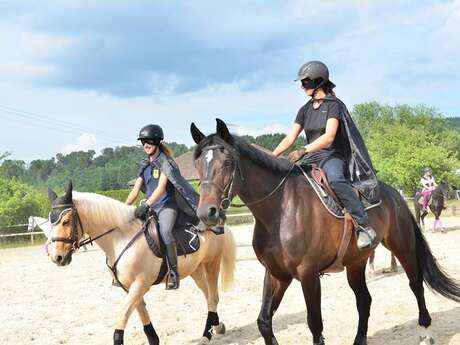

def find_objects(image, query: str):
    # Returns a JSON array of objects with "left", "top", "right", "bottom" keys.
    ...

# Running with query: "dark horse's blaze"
[{"left": 191, "top": 119, "right": 460, "bottom": 345}]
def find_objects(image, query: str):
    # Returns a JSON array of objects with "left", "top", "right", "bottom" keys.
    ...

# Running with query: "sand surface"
[{"left": 1, "top": 218, "right": 460, "bottom": 345}]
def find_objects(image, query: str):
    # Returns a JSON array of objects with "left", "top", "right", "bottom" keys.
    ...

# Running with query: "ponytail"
[{"left": 160, "top": 143, "right": 174, "bottom": 158}]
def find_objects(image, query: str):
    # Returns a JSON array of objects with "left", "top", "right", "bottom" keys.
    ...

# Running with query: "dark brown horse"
[
  {"left": 190, "top": 119, "right": 460, "bottom": 345},
  {"left": 414, "top": 182, "right": 449, "bottom": 232}
]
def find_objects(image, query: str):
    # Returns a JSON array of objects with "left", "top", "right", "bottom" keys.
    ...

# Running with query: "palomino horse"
[
  {"left": 47, "top": 183, "right": 236, "bottom": 345},
  {"left": 414, "top": 182, "right": 450, "bottom": 232},
  {"left": 190, "top": 119, "right": 460, "bottom": 345}
]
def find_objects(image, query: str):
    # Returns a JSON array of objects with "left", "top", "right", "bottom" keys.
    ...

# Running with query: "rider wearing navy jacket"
[
  {"left": 126, "top": 124, "right": 182, "bottom": 289},
  {"left": 273, "top": 61, "right": 379, "bottom": 250}
]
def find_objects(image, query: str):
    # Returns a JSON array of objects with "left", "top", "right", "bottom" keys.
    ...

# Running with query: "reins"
[
  {"left": 50, "top": 203, "right": 118, "bottom": 250},
  {"left": 198, "top": 144, "right": 297, "bottom": 209}
]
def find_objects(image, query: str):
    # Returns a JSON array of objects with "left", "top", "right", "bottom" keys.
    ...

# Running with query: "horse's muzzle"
[
  {"left": 51, "top": 252, "right": 73, "bottom": 266},
  {"left": 197, "top": 204, "right": 220, "bottom": 226}
]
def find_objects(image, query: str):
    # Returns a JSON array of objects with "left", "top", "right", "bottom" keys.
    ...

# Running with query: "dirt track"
[{"left": 1, "top": 218, "right": 460, "bottom": 345}]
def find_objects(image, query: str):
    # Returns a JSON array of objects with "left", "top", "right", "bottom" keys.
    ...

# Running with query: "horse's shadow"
[
  {"left": 191, "top": 307, "right": 460, "bottom": 345},
  {"left": 368, "top": 307, "right": 460, "bottom": 345}
]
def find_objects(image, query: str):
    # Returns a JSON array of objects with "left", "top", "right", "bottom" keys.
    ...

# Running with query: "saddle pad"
[
  {"left": 298, "top": 166, "right": 381, "bottom": 218},
  {"left": 144, "top": 221, "right": 201, "bottom": 258}
]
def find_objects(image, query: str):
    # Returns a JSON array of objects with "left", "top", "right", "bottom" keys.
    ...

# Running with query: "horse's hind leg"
[
  {"left": 137, "top": 299, "right": 159, "bottom": 345},
  {"left": 390, "top": 246, "right": 432, "bottom": 342},
  {"left": 346, "top": 260, "right": 372, "bottom": 345},
  {"left": 191, "top": 264, "right": 221, "bottom": 345},
  {"left": 257, "top": 269, "right": 292, "bottom": 345},
  {"left": 390, "top": 253, "right": 397, "bottom": 272}
]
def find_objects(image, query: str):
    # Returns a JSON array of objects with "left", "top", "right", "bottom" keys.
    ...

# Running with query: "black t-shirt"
[{"left": 295, "top": 99, "right": 347, "bottom": 159}]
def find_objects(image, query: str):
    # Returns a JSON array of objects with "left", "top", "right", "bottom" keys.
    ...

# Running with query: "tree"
[
  {"left": 0, "top": 172, "right": 48, "bottom": 229},
  {"left": 0, "top": 152, "right": 11, "bottom": 161},
  {"left": 0, "top": 159, "right": 26, "bottom": 179},
  {"left": 352, "top": 102, "right": 460, "bottom": 193}
]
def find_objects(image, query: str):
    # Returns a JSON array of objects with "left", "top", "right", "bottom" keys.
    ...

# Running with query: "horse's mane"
[
  {"left": 72, "top": 192, "right": 135, "bottom": 230},
  {"left": 194, "top": 134, "right": 294, "bottom": 176}
]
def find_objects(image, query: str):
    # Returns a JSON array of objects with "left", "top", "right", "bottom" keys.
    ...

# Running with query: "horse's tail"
[
  {"left": 412, "top": 215, "right": 460, "bottom": 301},
  {"left": 220, "top": 226, "right": 236, "bottom": 290}
]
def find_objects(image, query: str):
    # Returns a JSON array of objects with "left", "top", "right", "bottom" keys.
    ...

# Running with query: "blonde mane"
[{"left": 72, "top": 192, "right": 136, "bottom": 232}]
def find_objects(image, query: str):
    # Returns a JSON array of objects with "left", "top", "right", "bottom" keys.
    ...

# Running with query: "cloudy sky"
[{"left": 1, "top": 0, "right": 459, "bottom": 162}]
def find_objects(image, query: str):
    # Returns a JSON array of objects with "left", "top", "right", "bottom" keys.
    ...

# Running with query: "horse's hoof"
[
  {"left": 419, "top": 335, "right": 435, "bottom": 345},
  {"left": 353, "top": 335, "right": 367, "bottom": 345},
  {"left": 213, "top": 322, "right": 226, "bottom": 334},
  {"left": 313, "top": 335, "right": 325, "bottom": 345},
  {"left": 197, "top": 336, "right": 210, "bottom": 345}
]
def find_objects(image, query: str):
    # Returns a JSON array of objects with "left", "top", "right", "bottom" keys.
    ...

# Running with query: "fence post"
[{"left": 30, "top": 232, "right": 34, "bottom": 245}]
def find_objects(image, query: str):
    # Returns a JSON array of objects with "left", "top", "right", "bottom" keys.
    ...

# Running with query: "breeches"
[
  {"left": 320, "top": 157, "right": 368, "bottom": 225},
  {"left": 157, "top": 207, "right": 178, "bottom": 245}
]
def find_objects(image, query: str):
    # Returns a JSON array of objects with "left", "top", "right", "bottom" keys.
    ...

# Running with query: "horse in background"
[
  {"left": 414, "top": 181, "right": 450, "bottom": 232},
  {"left": 47, "top": 183, "right": 236, "bottom": 345}
]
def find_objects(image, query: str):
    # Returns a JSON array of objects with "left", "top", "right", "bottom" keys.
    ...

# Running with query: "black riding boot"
[{"left": 165, "top": 242, "right": 179, "bottom": 290}]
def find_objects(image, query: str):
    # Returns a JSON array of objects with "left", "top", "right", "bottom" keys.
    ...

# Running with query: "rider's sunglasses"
[
  {"left": 301, "top": 78, "right": 315, "bottom": 90},
  {"left": 141, "top": 139, "right": 159, "bottom": 146}
]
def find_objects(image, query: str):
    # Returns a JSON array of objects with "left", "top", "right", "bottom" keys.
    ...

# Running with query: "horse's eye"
[{"left": 62, "top": 219, "right": 70, "bottom": 226}]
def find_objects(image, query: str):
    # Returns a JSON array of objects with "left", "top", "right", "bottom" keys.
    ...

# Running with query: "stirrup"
[
  {"left": 357, "top": 226, "right": 377, "bottom": 251},
  {"left": 165, "top": 270, "right": 179, "bottom": 290}
]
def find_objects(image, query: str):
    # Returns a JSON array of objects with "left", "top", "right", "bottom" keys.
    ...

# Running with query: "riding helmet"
[
  {"left": 423, "top": 167, "right": 433, "bottom": 174},
  {"left": 137, "top": 124, "right": 164, "bottom": 142},
  {"left": 295, "top": 60, "right": 336, "bottom": 89}
]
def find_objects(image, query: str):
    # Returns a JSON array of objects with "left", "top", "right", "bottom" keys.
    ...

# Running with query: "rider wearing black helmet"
[
  {"left": 274, "top": 60, "right": 379, "bottom": 250},
  {"left": 420, "top": 167, "right": 437, "bottom": 212},
  {"left": 126, "top": 124, "right": 180, "bottom": 289}
]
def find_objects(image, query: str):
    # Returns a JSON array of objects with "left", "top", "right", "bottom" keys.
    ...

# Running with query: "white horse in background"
[{"left": 47, "top": 183, "right": 236, "bottom": 345}]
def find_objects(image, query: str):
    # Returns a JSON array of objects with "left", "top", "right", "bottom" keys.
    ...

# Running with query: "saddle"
[
  {"left": 144, "top": 215, "right": 201, "bottom": 259},
  {"left": 301, "top": 166, "right": 380, "bottom": 273},
  {"left": 302, "top": 165, "right": 381, "bottom": 219}
]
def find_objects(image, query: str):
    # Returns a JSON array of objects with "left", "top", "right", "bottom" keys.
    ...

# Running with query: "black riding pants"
[
  {"left": 157, "top": 207, "right": 178, "bottom": 245},
  {"left": 320, "top": 157, "right": 368, "bottom": 226}
]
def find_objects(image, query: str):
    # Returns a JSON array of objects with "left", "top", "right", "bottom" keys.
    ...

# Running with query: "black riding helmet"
[
  {"left": 137, "top": 124, "right": 164, "bottom": 143},
  {"left": 295, "top": 60, "right": 336, "bottom": 90}
]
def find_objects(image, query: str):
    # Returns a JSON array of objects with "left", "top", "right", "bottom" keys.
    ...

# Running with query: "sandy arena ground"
[{"left": 1, "top": 218, "right": 460, "bottom": 345}]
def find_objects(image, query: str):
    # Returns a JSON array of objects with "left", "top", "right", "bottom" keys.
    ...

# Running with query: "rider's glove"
[{"left": 134, "top": 204, "right": 150, "bottom": 220}]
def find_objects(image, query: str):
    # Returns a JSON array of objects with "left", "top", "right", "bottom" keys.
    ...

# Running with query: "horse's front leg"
[
  {"left": 300, "top": 271, "right": 325, "bottom": 345},
  {"left": 137, "top": 298, "right": 159, "bottom": 345},
  {"left": 114, "top": 280, "right": 149, "bottom": 345},
  {"left": 257, "top": 269, "right": 292, "bottom": 345}
]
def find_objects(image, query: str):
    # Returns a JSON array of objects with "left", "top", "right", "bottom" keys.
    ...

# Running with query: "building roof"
[{"left": 176, "top": 150, "right": 199, "bottom": 181}]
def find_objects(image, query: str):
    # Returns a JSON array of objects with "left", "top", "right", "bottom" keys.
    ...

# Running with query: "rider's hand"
[
  {"left": 288, "top": 148, "right": 307, "bottom": 162},
  {"left": 134, "top": 204, "right": 150, "bottom": 220}
]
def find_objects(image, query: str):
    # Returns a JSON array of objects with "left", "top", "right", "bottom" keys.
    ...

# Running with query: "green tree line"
[{"left": 1, "top": 102, "right": 459, "bottom": 227}]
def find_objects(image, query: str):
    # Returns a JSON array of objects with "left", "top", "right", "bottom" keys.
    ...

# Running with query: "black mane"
[{"left": 194, "top": 134, "right": 295, "bottom": 176}]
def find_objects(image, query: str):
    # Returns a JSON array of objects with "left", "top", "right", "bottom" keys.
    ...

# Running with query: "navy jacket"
[{"left": 138, "top": 151, "right": 200, "bottom": 224}]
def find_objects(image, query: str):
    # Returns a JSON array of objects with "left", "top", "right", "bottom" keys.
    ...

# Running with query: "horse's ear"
[
  {"left": 48, "top": 187, "right": 58, "bottom": 203},
  {"left": 64, "top": 181, "right": 73, "bottom": 203},
  {"left": 216, "top": 118, "right": 233, "bottom": 143},
  {"left": 190, "top": 122, "right": 205, "bottom": 144}
]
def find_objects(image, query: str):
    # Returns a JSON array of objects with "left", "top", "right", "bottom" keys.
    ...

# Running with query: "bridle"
[
  {"left": 50, "top": 203, "right": 117, "bottom": 250},
  {"left": 197, "top": 144, "right": 296, "bottom": 209},
  {"left": 198, "top": 144, "right": 241, "bottom": 210}
]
